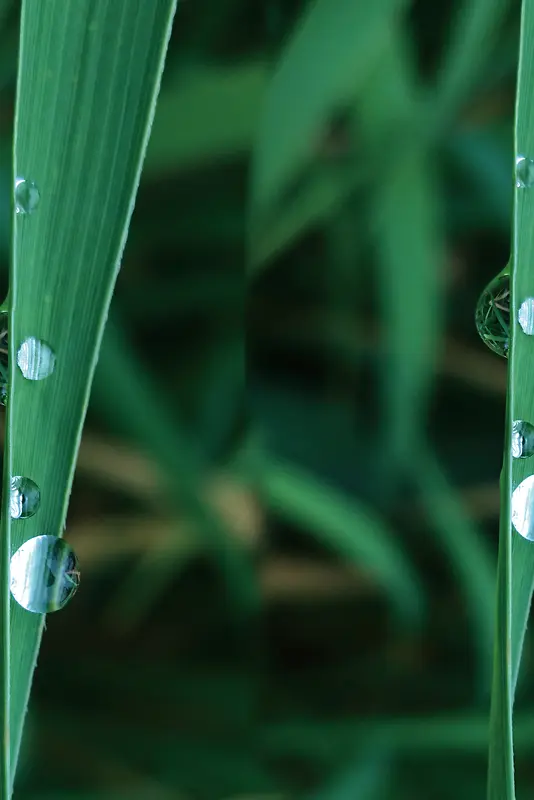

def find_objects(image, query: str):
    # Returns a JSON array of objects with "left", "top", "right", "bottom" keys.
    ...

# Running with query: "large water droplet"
[
  {"left": 17, "top": 337, "right": 56, "bottom": 380},
  {"left": 10, "top": 535, "right": 80, "bottom": 613},
  {"left": 516, "top": 156, "right": 534, "bottom": 188},
  {"left": 518, "top": 298, "right": 534, "bottom": 335},
  {"left": 14, "top": 177, "right": 40, "bottom": 215},
  {"left": 512, "top": 475, "right": 534, "bottom": 540},
  {"left": 512, "top": 420, "right": 534, "bottom": 459},
  {"left": 475, "top": 273, "right": 510, "bottom": 358},
  {"left": 10, "top": 476, "right": 40, "bottom": 519}
]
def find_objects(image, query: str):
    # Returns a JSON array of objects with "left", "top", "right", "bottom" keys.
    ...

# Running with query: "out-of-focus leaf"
[
  {"left": 259, "top": 455, "right": 424, "bottom": 625},
  {"left": 145, "top": 62, "right": 268, "bottom": 176},
  {"left": 249, "top": 0, "right": 408, "bottom": 230},
  {"left": 436, "top": 0, "right": 510, "bottom": 119},
  {"left": 416, "top": 447, "right": 495, "bottom": 692}
]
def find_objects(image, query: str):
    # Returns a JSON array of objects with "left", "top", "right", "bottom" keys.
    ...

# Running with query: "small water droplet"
[
  {"left": 512, "top": 475, "right": 534, "bottom": 540},
  {"left": 518, "top": 298, "right": 534, "bottom": 335},
  {"left": 10, "top": 535, "right": 80, "bottom": 613},
  {"left": 17, "top": 337, "right": 55, "bottom": 380},
  {"left": 14, "top": 177, "right": 40, "bottom": 215},
  {"left": 10, "top": 476, "right": 40, "bottom": 519},
  {"left": 512, "top": 420, "right": 534, "bottom": 458},
  {"left": 475, "top": 273, "right": 510, "bottom": 358}
]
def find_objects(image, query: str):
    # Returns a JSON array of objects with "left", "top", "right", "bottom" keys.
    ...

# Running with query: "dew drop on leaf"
[
  {"left": 515, "top": 155, "right": 534, "bottom": 189},
  {"left": 10, "top": 476, "right": 40, "bottom": 519},
  {"left": 475, "top": 273, "right": 510, "bottom": 358},
  {"left": 512, "top": 475, "right": 534, "bottom": 541},
  {"left": 17, "top": 337, "right": 56, "bottom": 380},
  {"left": 14, "top": 177, "right": 40, "bottom": 214},
  {"left": 10, "top": 535, "right": 80, "bottom": 613},
  {"left": 512, "top": 420, "right": 534, "bottom": 459},
  {"left": 518, "top": 297, "right": 534, "bottom": 335}
]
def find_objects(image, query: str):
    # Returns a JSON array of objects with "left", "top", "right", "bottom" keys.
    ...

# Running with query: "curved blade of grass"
[
  {"left": 308, "top": 743, "right": 392, "bottom": 800},
  {"left": 487, "top": 2, "right": 533, "bottom": 797},
  {"left": 263, "top": 712, "right": 534, "bottom": 759},
  {"left": 259, "top": 456, "right": 424, "bottom": 625},
  {"left": 249, "top": 0, "right": 408, "bottom": 251},
  {"left": 416, "top": 446, "right": 495, "bottom": 692},
  {"left": 90, "top": 315, "right": 256, "bottom": 630},
  {"left": 5, "top": 0, "right": 177, "bottom": 792},
  {"left": 145, "top": 62, "right": 268, "bottom": 177},
  {"left": 436, "top": 0, "right": 509, "bottom": 120}
]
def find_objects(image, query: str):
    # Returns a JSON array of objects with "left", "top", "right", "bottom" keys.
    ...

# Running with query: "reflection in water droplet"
[
  {"left": 512, "top": 475, "right": 534, "bottom": 540},
  {"left": 14, "top": 177, "right": 40, "bottom": 214},
  {"left": 17, "top": 337, "right": 56, "bottom": 380},
  {"left": 512, "top": 420, "right": 534, "bottom": 458},
  {"left": 10, "top": 476, "right": 40, "bottom": 519},
  {"left": 519, "top": 298, "right": 534, "bottom": 335},
  {"left": 475, "top": 273, "right": 510, "bottom": 358},
  {"left": 10, "top": 535, "right": 80, "bottom": 613}
]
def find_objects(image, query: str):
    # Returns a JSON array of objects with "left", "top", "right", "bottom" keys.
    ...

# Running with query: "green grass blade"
[
  {"left": 416, "top": 447, "right": 496, "bottom": 691},
  {"left": 487, "top": 2, "right": 534, "bottom": 797},
  {"left": 436, "top": 0, "right": 510, "bottom": 119},
  {"left": 6, "top": 0, "right": 177, "bottom": 790},
  {"left": 145, "top": 62, "right": 268, "bottom": 176},
  {"left": 259, "top": 456, "right": 424, "bottom": 625},
  {"left": 359, "top": 28, "right": 443, "bottom": 472},
  {"left": 90, "top": 316, "right": 257, "bottom": 628},
  {"left": 249, "top": 0, "right": 408, "bottom": 241},
  {"left": 509, "top": 4, "right": 534, "bottom": 697}
]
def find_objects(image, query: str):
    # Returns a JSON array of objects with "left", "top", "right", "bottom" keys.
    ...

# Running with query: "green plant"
[
  {"left": 0, "top": 0, "right": 525, "bottom": 797},
  {"left": 3, "top": 1, "right": 177, "bottom": 795}
]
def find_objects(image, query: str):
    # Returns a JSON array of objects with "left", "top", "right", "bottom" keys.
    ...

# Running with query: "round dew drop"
[
  {"left": 475, "top": 273, "right": 510, "bottom": 358},
  {"left": 512, "top": 475, "right": 534, "bottom": 541},
  {"left": 10, "top": 476, "right": 40, "bottom": 519},
  {"left": 14, "top": 177, "right": 40, "bottom": 214},
  {"left": 518, "top": 298, "right": 534, "bottom": 335},
  {"left": 512, "top": 420, "right": 534, "bottom": 459},
  {"left": 10, "top": 535, "right": 80, "bottom": 613},
  {"left": 515, "top": 156, "right": 534, "bottom": 188},
  {"left": 17, "top": 337, "right": 56, "bottom": 380}
]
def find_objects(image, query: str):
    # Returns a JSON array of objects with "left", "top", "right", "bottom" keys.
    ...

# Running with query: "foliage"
[{"left": 0, "top": 0, "right": 526, "bottom": 797}]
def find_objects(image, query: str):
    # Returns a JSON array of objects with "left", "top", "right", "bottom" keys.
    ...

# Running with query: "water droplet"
[
  {"left": 14, "top": 177, "right": 40, "bottom": 214},
  {"left": 475, "top": 273, "right": 510, "bottom": 358},
  {"left": 518, "top": 297, "right": 534, "bottom": 335},
  {"left": 17, "top": 337, "right": 55, "bottom": 380},
  {"left": 512, "top": 475, "right": 534, "bottom": 540},
  {"left": 10, "top": 535, "right": 80, "bottom": 613},
  {"left": 0, "top": 384, "right": 8, "bottom": 407},
  {"left": 512, "top": 420, "right": 534, "bottom": 458},
  {"left": 10, "top": 476, "right": 40, "bottom": 519}
]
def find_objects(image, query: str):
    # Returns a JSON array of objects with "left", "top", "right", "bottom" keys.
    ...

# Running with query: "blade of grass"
[
  {"left": 487, "top": 2, "right": 533, "bottom": 797},
  {"left": 6, "top": 0, "right": 177, "bottom": 791},
  {"left": 358, "top": 26, "right": 443, "bottom": 474},
  {"left": 416, "top": 446, "right": 496, "bottom": 693},
  {"left": 435, "top": 0, "right": 510, "bottom": 121},
  {"left": 258, "top": 455, "right": 424, "bottom": 626},
  {"left": 249, "top": 0, "right": 408, "bottom": 251},
  {"left": 263, "top": 712, "right": 534, "bottom": 759},
  {"left": 91, "top": 315, "right": 257, "bottom": 629},
  {"left": 144, "top": 62, "right": 268, "bottom": 177}
]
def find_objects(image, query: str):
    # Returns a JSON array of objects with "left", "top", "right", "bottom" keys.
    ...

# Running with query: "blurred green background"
[{"left": 0, "top": 0, "right": 530, "bottom": 797}]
